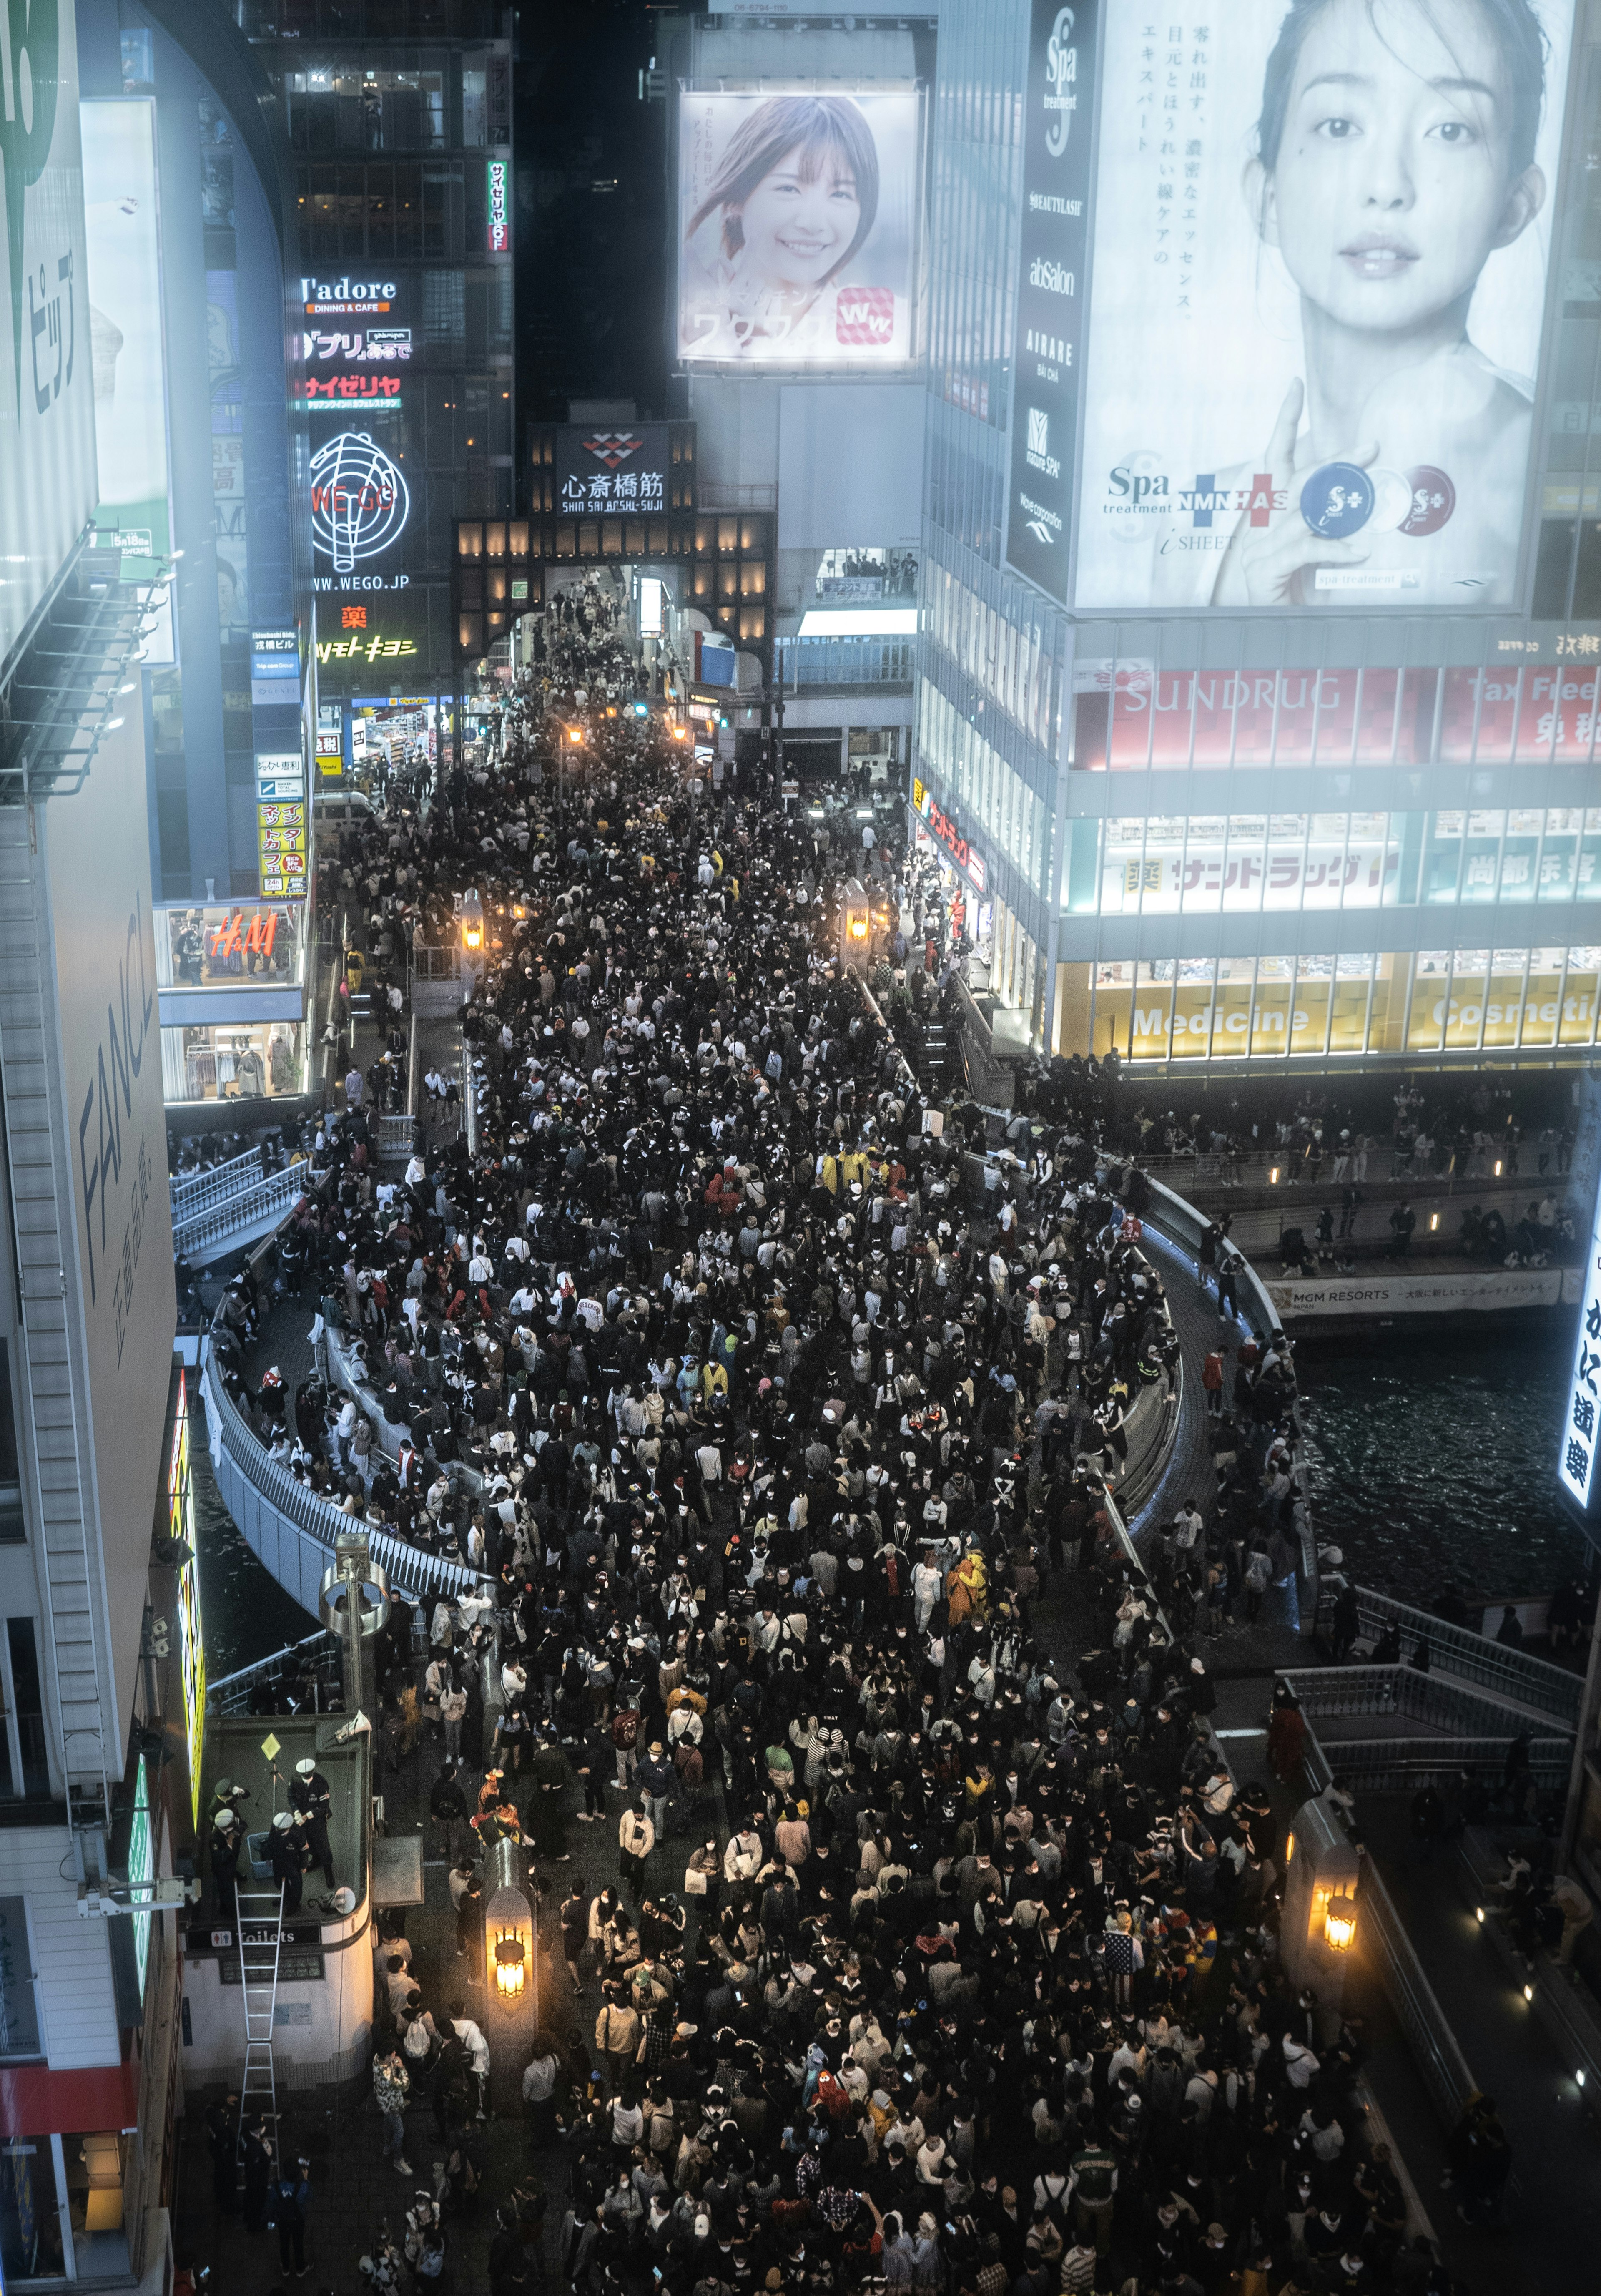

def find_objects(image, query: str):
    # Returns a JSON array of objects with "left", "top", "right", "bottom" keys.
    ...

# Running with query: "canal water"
[
  {"left": 193, "top": 1440, "right": 315, "bottom": 1684},
  {"left": 195, "top": 1322, "right": 1588, "bottom": 1675},
  {"left": 1299, "top": 1321, "right": 1587, "bottom": 1607}
]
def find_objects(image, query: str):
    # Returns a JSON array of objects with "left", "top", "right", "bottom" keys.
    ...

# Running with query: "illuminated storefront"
[
  {"left": 1070, "top": 947, "right": 1601, "bottom": 1066},
  {"left": 155, "top": 900, "right": 309, "bottom": 1104}
]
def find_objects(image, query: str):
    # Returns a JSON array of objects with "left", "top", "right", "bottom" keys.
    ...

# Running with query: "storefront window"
[
  {"left": 161, "top": 1022, "right": 305, "bottom": 1104},
  {"left": 1097, "top": 813, "right": 1399, "bottom": 916},
  {"left": 0, "top": 2138, "right": 65, "bottom": 2282},
  {"left": 156, "top": 902, "right": 305, "bottom": 990},
  {"left": 63, "top": 2133, "right": 130, "bottom": 2281}
]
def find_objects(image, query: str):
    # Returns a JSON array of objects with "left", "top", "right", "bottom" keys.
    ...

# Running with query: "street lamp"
[
  {"left": 460, "top": 889, "right": 485, "bottom": 954},
  {"left": 482, "top": 1835, "right": 536, "bottom": 2108},
  {"left": 840, "top": 877, "right": 871, "bottom": 971}
]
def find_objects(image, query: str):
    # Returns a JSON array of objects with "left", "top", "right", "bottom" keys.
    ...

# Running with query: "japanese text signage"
[
  {"left": 487, "top": 158, "right": 510, "bottom": 253},
  {"left": 1560, "top": 1174, "right": 1601, "bottom": 1509},
  {"left": 1005, "top": 1, "right": 1100, "bottom": 606},
  {"left": 555, "top": 423, "right": 669, "bottom": 517},
  {"left": 256, "top": 753, "right": 306, "bottom": 897}
]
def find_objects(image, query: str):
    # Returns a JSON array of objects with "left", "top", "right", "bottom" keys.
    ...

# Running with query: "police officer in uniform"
[
  {"left": 211, "top": 1806, "right": 242, "bottom": 1927},
  {"left": 267, "top": 1808, "right": 309, "bottom": 1914},
  {"left": 291, "top": 1755, "right": 336, "bottom": 1891}
]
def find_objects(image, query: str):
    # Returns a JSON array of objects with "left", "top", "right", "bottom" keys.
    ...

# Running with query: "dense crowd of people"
[{"left": 201, "top": 583, "right": 1471, "bottom": 2296}]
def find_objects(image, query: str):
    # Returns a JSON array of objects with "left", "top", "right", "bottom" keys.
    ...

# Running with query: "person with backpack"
[
  {"left": 1068, "top": 2132, "right": 1119, "bottom": 2255},
  {"left": 611, "top": 1697, "right": 641, "bottom": 1790},
  {"left": 265, "top": 2155, "right": 313, "bottom": 2278}
]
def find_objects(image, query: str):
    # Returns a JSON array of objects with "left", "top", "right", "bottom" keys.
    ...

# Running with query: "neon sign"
[
  {"left": 310, "top": 431, "right": 410, "bottom": 573},
  {"left": 918, "top": 787, "right": 987, "bottom": 897},
  {"left": 316, "top": 631, "right": 419, "bottom": 665},
  {"left": 128, "top": 1761, "right": 154, "bottom": 1994},
  {"left": 487, "top": 159, "right": 510, "bottom": 252},
  {"left": 169, "top": 1372, "right": 205, "bottom": 1824}
]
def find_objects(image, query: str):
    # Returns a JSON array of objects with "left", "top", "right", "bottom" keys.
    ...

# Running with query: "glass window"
[
  {"left": 0, "top": 2137, "right": 65, "bottom": 2281},
  {"left": 157, "top": 903, "right": 306, "bottom": 990},
  {"left": 0, "top": 1899, "right": 41, "bottom": 2058},
  {"left": 160, "top": 1022, "right": 305, "bottom": 1105},
  {"left": 63, "top": 2133, "right": 130, "bottom": 2282},
  {"left": 5, "top": 1621, "right": 48, "bottom": 1799}
]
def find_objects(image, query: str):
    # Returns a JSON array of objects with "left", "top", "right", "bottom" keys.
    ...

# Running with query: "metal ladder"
[
  {"left": 235, "top": 1884, "right": 287, "bottom": 2163},
  {"left": 0, "top": 809, "right": 108, "bottom": 1823}
]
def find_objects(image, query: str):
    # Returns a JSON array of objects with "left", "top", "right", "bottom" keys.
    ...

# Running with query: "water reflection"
[
  {"left": 1301, "top": 1324, "right": 1585, "bottom": 1606},
  {"left": 193, "top": 1439, "right": 314, "bottom": 1681}
]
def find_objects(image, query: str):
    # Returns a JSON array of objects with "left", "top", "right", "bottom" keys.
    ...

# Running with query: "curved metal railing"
[{"left": 200, "top": 1361, "right": 492, "bottom": 1605}]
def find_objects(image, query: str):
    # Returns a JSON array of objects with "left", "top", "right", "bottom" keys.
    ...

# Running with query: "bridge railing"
[
  {"left": 1281, "top": 1662, "right": 1575, "bottom": 1742},
  {"left": 1142, "top": 1173, "right": 1320, "bottom": 1626},
  {"left": 1353, "top": 1854, "right": 1480, "bottom": 2124},
  {"left": 207, "top": 1630, "right": 344, "bottom": 1715},
  {"left": 173, "top": 1166, "right": 307, "bottom": 1259},
  {"left": 199, "top": 1359, "right": 493, "bottom": 1610},
  {"left": 171, "top": 1146, "right": 274, "bottom": 1217},
  {"left": 1312, "top": 1585, "right": 1581, "bottom": 1727}
]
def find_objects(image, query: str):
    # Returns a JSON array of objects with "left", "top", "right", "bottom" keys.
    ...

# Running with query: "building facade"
[
  {"left": 914, "top": 0, "right": 1601, "bottom": 1074},
  {"left": 650, "top": 9, "right": 936, "bottom": 782},
  {"left": 236, "top": 0, "right": 516, "bottom": 757}
]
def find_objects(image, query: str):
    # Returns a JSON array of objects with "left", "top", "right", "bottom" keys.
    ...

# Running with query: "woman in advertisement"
[
  {"left": 679, "top": 93, "right": 906, "bottom": 361},
  {"left": 1147, "top": 0, "right": 1555, "bottom": 609}
]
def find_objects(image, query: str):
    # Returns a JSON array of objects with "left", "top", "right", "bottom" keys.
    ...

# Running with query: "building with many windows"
[
  {"left": 235, "top": 0, "right": 515, "bottom": 739},
  {"left": 913, "top": 0, "right": 1601, "bottom": 1073}
]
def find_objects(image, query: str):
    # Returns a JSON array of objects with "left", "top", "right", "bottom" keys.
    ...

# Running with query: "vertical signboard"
[
  {"left": 1004, "top": 3, "right": 1099, "bottom": 606},
  {"left": 487, "top": 158, "right": 510, "bottom": 253},
  {"left": 1560, "top": 1166, "right": 1601, "bottom": 1512}
]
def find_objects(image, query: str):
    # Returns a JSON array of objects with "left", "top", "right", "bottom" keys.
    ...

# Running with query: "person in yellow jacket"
[
  {"left": 945, "top": 1548, "right": 988, "bottom": 1626},
  {"left": 818, "top": 1151, "right": 840, "bottom": 1194}
]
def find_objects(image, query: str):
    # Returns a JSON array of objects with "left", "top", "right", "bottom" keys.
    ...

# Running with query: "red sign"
[{"left": 920, "top": 794, "right": 987, "bottom": 897}]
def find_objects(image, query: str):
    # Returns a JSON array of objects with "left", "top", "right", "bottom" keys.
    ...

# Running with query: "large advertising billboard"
[
  {"left": 678, "top": 87, "right": 920, "bottom": 367},
  {"left": 1074, "top": 0, "right": 1576, "bottom": 613},
  {"left": 0, "top": 0, "right": 98, "bottom": 680},
  {"left": 1005, "top": 2, "right": 1101, "bottom": 606}
]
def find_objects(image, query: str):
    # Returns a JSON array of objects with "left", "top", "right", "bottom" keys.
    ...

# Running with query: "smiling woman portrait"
[{"left": 677, "top": 89, "right": 918, "bottom": 364}]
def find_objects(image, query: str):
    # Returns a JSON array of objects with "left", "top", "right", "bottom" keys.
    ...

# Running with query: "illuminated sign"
[
  {"left": 251, "top": 630, "right": 299, "bottom": 710},
  {"left": 487, "top": 158, "right": 510, "bottom": 253},
  {"left": 310, "top": 431, "right": 409, "bottom": 576},
  {"left": 256, "top": 748, "right": 307, "bottom": 897},
  {"left": 555, "top": 423, "right": 668, "bottom": 515},
  {"left": 300, "top": 276, "right": 398, "bottom": 316},
  {"left": 169, "top": 1373, "right": 205, "bottom": 1824},
  {"left": 128, "top": 1761, "right": 154, "bottom": 1995},
  {"left": 916, "top": 785, "right": 986, "bottom": 897},
  {"left": 315, "top": 628, "right": 419, "bottom": 666},
  {"left": 1561, "top": 1174, "right": 1601, "bottom": 1510}
]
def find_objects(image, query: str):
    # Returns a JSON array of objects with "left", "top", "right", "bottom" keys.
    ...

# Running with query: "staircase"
[
  {"left": 235, "top": 1882, "right": 287, "bottom": 2164},
  {"left": 170, "top": 1158, "right": 308, "bottom": 1267}
]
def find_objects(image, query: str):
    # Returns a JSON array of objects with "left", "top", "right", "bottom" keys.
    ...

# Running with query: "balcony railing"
[{"left": 777, "top": 636, "right": 915, "bottom": 688}]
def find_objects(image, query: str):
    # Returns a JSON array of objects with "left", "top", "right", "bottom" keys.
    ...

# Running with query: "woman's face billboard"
[
  {"left": 1073, "top": 0, "right": 1576, "bottom": 611},
  {"left": 677, "top": 88, "right": 921, "bottom": 367}
]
